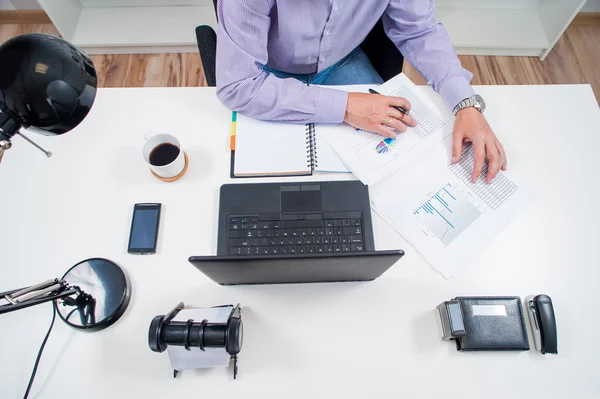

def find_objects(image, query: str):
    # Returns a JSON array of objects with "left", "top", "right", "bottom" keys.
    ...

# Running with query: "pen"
[{"left": 368, "top": 88, "right": 410, "bottom": 116}]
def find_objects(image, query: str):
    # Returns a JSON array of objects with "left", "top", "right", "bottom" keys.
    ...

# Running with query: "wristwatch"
[{"left": 453, "top": 94, "right": 486, "bottom": 116}]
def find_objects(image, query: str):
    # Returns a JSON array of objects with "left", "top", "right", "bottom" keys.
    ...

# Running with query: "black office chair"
[
  {"left": 359, "top": 19, "right": 404, "bottom": 81},
  {"left": 195, "top": 25, "right": 217, "bottom": 87},
  {"left": 194, "top": 0, "right": 219, "bottom": 87},
  {"left": 195, "top": 2, "right": 403, "bottom": 87}
]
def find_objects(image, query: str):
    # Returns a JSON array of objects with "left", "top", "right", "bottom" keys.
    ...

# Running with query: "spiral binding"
[{"left": 305, "top": 123, "right": 318, "bottom": 170}]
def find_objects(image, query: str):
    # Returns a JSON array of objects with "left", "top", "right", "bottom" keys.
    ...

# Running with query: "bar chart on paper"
[{"left": 413, "top": 183, "right": 482, "bottom": 246}]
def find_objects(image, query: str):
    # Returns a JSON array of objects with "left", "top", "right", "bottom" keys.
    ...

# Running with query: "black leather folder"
[{"left": 454, "top": 296, "right": 530, "bottom": 351}]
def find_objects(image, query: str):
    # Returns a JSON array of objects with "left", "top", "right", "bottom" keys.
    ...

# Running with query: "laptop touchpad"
[{"left": 281, "top": 185, "right": 322, "bottom": 212}]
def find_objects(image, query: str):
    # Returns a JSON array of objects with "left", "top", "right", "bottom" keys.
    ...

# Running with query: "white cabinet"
[
  {"left": 38, "top": 0, "right": 586, "bottom": 59},
  {"left": 38, "top": 0, "right": 217, "bottom": 54},
  {"left": 436, "top": 0, "right": 587, "bottom": 59}
]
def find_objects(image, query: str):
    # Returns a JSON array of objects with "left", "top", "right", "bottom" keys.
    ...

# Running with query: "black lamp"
[
  {"left": 0, "top": 33, "right": 97, "bottom": 161},
  {"left": 0, "top": 32, "right": 131, "bottom": 322},
  {"left": 1, "top": 34, "right": 130, "bottom": 397},
  {"left": 0, "top": 33, "right": 131, "bottom": 329},
  {"left": 0, "top": 33, "right": 131, "bottom": 398}
]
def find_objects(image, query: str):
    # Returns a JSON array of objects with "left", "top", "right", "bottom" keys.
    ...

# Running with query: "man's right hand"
[{"left": 344, "top": 92, "right": 418, "bottom": 137}]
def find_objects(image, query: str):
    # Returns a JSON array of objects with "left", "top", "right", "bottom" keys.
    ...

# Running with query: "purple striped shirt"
[{"left": 216, "top": 0, "right": 474, "bottom": 124}]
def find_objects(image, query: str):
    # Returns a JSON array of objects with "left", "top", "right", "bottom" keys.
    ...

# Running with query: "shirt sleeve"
[
  {"left": 383, "top": 0, "right": 475, "bottom": 111},
  {"left": 215, "top": 0, "right": 348, "bottom": 124}
]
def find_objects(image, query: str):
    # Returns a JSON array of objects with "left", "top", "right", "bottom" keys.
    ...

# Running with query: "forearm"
[
  {"left": 216, "top": 69, "right": 348, "bottom": 124},
  {"left": 384, "top": 0, "right": 475, "bottom": 110}
]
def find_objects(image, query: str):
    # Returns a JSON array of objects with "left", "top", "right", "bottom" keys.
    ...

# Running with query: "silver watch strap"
[{"left": 453, "top": 97, "right": 475, "bottom": 115}]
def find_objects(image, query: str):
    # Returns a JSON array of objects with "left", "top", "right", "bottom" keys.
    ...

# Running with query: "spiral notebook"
[{"left": 230, "top": 112, "right": 349, "bottom": 178}]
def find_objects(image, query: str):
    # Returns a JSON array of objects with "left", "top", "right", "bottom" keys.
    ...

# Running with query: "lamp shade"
[{"left": 0, "top": 33, "right": 97, "bottom": 137}]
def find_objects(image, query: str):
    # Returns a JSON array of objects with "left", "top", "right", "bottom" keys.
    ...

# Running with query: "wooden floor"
[{"left": 0, "top": 15, "right": 598, "bottom": 103}]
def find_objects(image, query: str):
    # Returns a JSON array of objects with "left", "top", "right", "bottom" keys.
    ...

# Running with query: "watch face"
[{"left": 475, "top": 95, "right": 486, "bottom": 112}]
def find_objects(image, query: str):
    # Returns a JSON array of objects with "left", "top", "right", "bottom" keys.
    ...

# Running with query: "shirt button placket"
[{"left": 319, "top": 1, "right": 339, "bottom": 68}]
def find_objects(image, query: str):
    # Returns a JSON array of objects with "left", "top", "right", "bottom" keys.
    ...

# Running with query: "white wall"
[
  {"left": 7, "top": 0, "right": 599, "bottom": 12},
  {"left": 0, "top": 0, "right": 16, "bottom": 10},
  {"left": 10, "top": 0, "right": 41, "bottom": 9},
  {"left": 582, "top": 0, "right": 600, "bottom": 11}
]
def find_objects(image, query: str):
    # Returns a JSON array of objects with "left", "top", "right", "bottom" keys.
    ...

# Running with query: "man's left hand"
[{"left": 451, "top": 107, "right": 507, "bottom": 184}]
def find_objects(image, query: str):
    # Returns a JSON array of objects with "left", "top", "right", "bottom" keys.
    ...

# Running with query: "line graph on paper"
[{"left": 413, "top": 183, "right": 482, "bottom": 246}]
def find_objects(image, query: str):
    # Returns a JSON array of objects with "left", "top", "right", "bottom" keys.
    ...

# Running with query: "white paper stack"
[
  {"left": 318, "top": 74, "right": 529, "bottom": 278},
  {"left": 369, "top": 136, "right": 530, "bottom": 279}
]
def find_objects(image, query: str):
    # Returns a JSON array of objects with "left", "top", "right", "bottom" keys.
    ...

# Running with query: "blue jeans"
[{"left": 262, "top": 47, "right": 384, "bottom": 85}]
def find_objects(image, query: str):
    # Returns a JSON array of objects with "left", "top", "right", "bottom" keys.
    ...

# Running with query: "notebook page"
[
  {"left": 314, "top": 130, "right": 350, "bottom": 173},
  {"left": 313, "top": 85, "right": 370, "bottom": 173},
  {"left": 234, "top": 113, "right": 311, "bottom": 176}
]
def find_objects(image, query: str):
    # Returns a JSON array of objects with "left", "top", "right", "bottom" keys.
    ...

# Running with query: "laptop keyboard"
[{"left": 228, "top": 214, "right": 364, "bottom": 256}]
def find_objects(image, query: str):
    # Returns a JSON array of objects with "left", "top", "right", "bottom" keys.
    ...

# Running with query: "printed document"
[
  {"left": 319, "top": 73, "right": 454, "bottom": 185},
  {"left": 370, "top": 136, "right": 529, "bottom": 279}
]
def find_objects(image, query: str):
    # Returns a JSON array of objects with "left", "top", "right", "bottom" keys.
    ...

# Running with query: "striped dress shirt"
[{"left": 216, "top": 0, "right": 474, "bottom": 124}]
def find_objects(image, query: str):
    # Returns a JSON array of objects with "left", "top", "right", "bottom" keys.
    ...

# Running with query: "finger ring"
[{"left": 387, "top": 117, "right": 393, "bottom": 127}]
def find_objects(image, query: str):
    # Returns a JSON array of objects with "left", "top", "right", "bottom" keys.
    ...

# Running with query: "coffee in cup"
[{"left": 143, "top": 134, "right": 188, "bottom": 181}]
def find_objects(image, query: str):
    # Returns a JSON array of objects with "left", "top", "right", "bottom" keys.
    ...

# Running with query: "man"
[{"left": 216, "top": 1, "right": 507, "bottom": 183}]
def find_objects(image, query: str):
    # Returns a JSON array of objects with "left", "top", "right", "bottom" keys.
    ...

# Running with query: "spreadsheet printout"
[{"left": 369, "top": 135, "right": 529, "bottom": 279}]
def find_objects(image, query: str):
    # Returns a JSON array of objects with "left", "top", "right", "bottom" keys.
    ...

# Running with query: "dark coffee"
[{"left": 149, "top": 143, "right": 180, "bottom": 166}]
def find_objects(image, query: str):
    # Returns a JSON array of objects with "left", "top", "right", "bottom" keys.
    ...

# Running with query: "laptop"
[{"left": 189, "top": 181, "right": 404, "bottom": 285}]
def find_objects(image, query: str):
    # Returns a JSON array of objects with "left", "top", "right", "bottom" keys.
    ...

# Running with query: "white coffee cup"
[{"left": 142, "top": 134, "right": 186, "bottom": 179}]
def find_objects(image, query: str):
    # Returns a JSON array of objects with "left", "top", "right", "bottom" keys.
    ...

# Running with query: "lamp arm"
[{"left": 0, "top": 280, "right": 78, "bottom": 315}]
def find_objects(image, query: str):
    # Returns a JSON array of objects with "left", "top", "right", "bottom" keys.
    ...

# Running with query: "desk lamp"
[
  {"left": 0, "top": 33, "right": 96, "bottom": 162},
  {"left": 0, "top": 34, "right": 131, "bottom": 398}
]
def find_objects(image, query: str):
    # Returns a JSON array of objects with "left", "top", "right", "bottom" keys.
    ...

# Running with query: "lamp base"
[
  {"left": 1, "top": 258, "right": 130, "bottom": 332},
  {"left": 55, "top": 258, "right": 131, "bottom": 332}
]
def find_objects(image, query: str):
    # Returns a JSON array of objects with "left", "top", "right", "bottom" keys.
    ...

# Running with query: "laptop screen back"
[{"left": 188, "top": 251, "right": 404, "bottom": 285}]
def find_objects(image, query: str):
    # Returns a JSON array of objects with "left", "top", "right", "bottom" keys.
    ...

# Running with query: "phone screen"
[{"left": 128, "top": 204, "right": 161, "bottom": 254}]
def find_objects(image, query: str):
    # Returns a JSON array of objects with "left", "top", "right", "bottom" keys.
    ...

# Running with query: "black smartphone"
[{"left": 128, "top": 203, "right": 162, "bottom": 254}]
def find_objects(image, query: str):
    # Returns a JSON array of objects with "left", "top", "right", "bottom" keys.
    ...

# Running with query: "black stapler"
[{"left": 525, "top": 294, "right": 558, "bottom": 354}]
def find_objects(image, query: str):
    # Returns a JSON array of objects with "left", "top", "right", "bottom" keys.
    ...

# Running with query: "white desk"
[{"left": 1, "top": 85, "right": 599, "bottom": 398}]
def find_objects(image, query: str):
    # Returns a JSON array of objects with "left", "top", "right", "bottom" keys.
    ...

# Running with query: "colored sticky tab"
[{"left": 230, "top": 111, "right": 237, "bottom": 150}]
